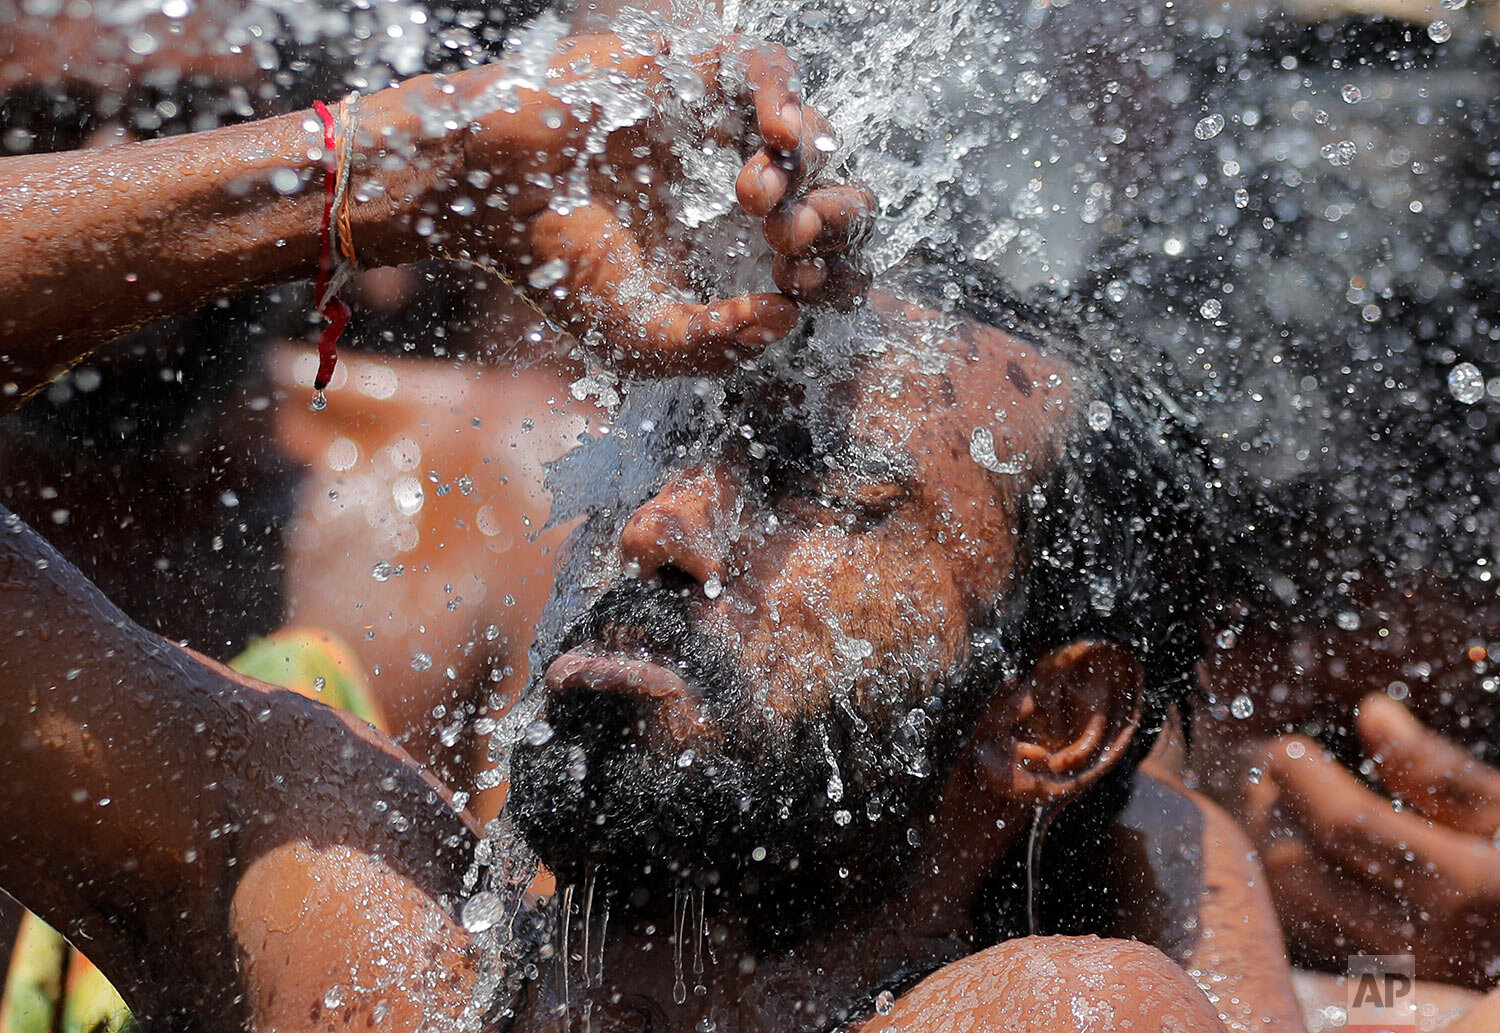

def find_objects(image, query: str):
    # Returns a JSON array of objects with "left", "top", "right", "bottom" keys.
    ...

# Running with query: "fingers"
[
  {"left": 737, "top": 45, "right": 842, "bottom": 218},
  {"left": 630, "top": 293, "right": 800, "bottom": 376},
  {"left": 760, "top": 184, "right": 876, "bottom": 308},
  {"left": 762, "top": 185, "right": 878, "bottom": 258},
  {"left": 1256, "top": 820, "right": 1415, "bottom": 963},
  {"left": 525, "top": 202, "right": 797, "bottom": 376},
  {"left": 772, "top": 252, "right": 871, "bottom": 309},
  {"left": 737, "top": 151, "right": 794, "bottom": 220},
  {"left": 744, "top": 44, "right": 806, "bottom": 154},
  {"left": 735, "top": 107, "right": 840, "bottom": 217},
  {"left": 1265, "top": 736, "right": 1500, "bottom": 904},
  {"left": 1358, "top": 693, "right": 1500, "bottom": 836}
]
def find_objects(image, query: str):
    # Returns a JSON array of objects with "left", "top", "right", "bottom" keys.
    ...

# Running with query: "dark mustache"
[{"left": 559, "top": 580, "right": 738, "bottom": 699}]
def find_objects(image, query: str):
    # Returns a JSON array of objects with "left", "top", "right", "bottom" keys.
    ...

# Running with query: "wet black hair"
[
  {"left": 899, "top": 255, "right": 1214, "bottom": 940},
  {"left": 901, "top": 254, "right": 1212, "bottom": 761}
]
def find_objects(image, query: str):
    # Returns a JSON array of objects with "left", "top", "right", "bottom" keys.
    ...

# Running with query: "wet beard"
[{"left": 508, "top": 583, "right": 979, "bottom": 942}]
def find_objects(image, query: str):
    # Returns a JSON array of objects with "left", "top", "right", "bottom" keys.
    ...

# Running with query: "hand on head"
[
  {"left": 425, "top": 31, "right": 874, "bottom": 376},
  {"left": 1245, "top": 694, "right": 1500, "bottom": 988}
]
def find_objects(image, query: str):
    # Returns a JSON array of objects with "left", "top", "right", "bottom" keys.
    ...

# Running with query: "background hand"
[{"left": 1245, "top": 694, "right": 1500, "bottom": 988}]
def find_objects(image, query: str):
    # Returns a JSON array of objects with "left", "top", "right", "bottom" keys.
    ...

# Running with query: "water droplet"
[
  {"left": 1014, "top": 70, "right": 1049, "bottom": 104},
  {"left": 1230, "top": 695, "right": 1255, "bottom": 719},
  {"left": 270, "top": 167, "right": 301, "bottom": 196},
  {"left": 1086, "top": 400, "right": 1113, "bottom": 432},
  {"left": 1336, "top": 610, "right": 1361, "bottom": 631},
  {"left": 527, "top": 258, "right": 569, "bottom": 290},
  {"left": 566, "top": 746, "right": 587, "bottom": 780},
  {"left": 703, "top": 574, "right": 722, "bottom": 600},
  {"left": 751, "top": 846, "right": 767, "bottom": 861},
  {"left": 1233, "top": 187, "right": 1250, "bottom": 209},
  {"left": 484, "top": 624, "right": 500, "bottom": 641},
  {"left": 875, "top": 991, "right": 896, "bottom": 1016},
  {"left": 1215, "top": 628, "right": 1238, "bottom": 649},
  {"left": 1449, "top": 362, "right": 1484, "bottom": 404},
  {"left": 1320, "top": 140, "right": 1357, "bottom": 166},
  {"left": 449, "top": 196, "right": 476, "bottom": 216},
  {"left": 677, "top": 749, "right": 696, "bottom": 768},
  {"left": 969, "top": 428, "right": 1023, "bottom": 474},
  {"left": 1104, "top": 279, "right": 1128, "bottom": 303},
  {"left": 1200, "top": 298, "right": 1222, "bottom": 320},
  {"left": 309, "top": 390, "right": 328, "bottom": 412},
  {"left": 812, "top": 133, "right": 838, "bottom": 153},
  {"left": 322, "top": 986, "right": 345, "bottom": 1010},
  {"left": 1194, "top": 114, "right": 1225, "bottom": 141},
  {"left": 410, "top": 652, "right": 433, "bottom": 671},
  {"left": 1428, "top": 19, "right": 1452, "bottom": 42},
  {"left": 461, "top": 891, "right": 504, "bottom": 933},
  {"left": 313, "top": 677, "right": 327, "bottom": 693},
  {"left": 833, "top": 809, "right": 852, "bottom": 826},
  {"left": 525, "top": 719, "right": 555, "bottom": 746},
  {"left": 1440, "top": 0, "right": 1466, "bottom": 9}
]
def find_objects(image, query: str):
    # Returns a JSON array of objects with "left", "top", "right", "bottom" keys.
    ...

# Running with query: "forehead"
[{"left": 846, "top": 308, "right": 1078, "bottom": 480}]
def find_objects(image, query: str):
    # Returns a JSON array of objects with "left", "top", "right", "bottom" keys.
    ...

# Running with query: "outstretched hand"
[
  {"left": 1245, "top": 693, "right": 1500, "bottom": 988},
  {"left": 430, "top": 31, "right": 873, "bottom": 376}
]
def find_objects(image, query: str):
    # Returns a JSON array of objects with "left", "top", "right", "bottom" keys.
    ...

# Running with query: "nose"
[{"left": 619, "top": 465, "right": 730, "bottom": 590}]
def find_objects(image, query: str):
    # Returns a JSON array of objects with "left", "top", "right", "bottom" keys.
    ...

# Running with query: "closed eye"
[{"left": 821, "top": 478, "right": 910, "bottom": 522}]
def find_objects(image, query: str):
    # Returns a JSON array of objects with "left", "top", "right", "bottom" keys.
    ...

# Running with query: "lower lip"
[{"left": 544, "top": 650, "right": 693, "bottom": 702}]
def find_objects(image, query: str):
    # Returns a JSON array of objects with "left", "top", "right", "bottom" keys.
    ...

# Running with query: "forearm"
[{"left": 0, "top": 77, "right": 462, "bottom": 408}]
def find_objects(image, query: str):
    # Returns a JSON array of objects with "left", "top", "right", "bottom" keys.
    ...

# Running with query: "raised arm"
[
  {"left": 0, "top": 504, "right": 481, "bottom": 1028},
  {"left": 0, "top": 29, "right": 871, "bottom": 411}
]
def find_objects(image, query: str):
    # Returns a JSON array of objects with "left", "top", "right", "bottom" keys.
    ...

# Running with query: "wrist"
[{"left": 345, "top": 75, "right": 469, "bottom": 268}]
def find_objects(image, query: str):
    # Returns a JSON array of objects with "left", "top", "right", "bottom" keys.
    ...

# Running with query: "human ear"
[{"left": 970, "top": 640, "right": 1144, "bottom": 805}]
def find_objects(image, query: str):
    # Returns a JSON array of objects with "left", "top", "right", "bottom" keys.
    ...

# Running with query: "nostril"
[{"left": 654, "top": 563, "right": 698, "bottom": 594}]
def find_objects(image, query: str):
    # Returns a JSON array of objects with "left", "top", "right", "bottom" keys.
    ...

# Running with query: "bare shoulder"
[{"left": 861, "top": 935, "right": 1226, "bottom": 1033}]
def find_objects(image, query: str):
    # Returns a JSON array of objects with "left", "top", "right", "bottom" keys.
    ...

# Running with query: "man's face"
[{"left": 510, "top": 309, "right": 1077, "bottom": 909}]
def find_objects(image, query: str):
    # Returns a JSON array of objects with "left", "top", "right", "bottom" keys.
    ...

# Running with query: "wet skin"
[
  {"left": 0, "top": 7, "right": 1455, "bottom": 1028},
  {"left": 0, "top": 6, "right": 598, "bottom": 825},
  {"left": 0, "top": 295, "right": 1290, "bottom": 1033},
  {"left": 0, "top": 26, "right": 873, "bottom": 410},
  {"left": 503, "top": 302, "right": 1282, "bottom": 1033}
]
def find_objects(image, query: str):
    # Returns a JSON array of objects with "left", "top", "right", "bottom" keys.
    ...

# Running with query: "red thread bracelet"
[{"left": 311, "top": 99, "right": 349, "bottom": 403}]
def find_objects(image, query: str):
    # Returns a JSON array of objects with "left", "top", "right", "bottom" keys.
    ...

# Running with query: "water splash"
[
  {"left": 691, "top": 887, "right": 707, "bottom": 997},
  {"left": 558, "top": 883, "right": 574, "bottom": 1033},
  {"left": 1026, "top": 803, "right": 1057, "bottom": 937},
  {"left": 672, "top": 888, "right": 688, "bottom": 1006}
]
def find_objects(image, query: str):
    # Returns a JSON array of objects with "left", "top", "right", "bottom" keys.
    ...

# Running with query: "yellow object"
[
  {"left": 0, "top": 627, "right": 379, "bottom": 1033},
  {"left": 0, "top": 915, "right": 67, "bottom": 1033},
  {"left": 230, "top": 627, "right": 385, "bottom": 729},
  {"left": 231, "top": 620, "right": 387, "bottom": 725}
]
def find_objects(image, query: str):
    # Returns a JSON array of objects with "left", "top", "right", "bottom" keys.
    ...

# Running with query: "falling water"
[
  {"left": 691, "top": 888, "right": 707, "bottom": 997},
  {"left": 558, "top": 883, "right": 574, "bottom": 1033},
  {"left": 1025, "top": 804, "right": 1056, "bottom": 937},
  {"left": 580, "top": 872, "right": 595, "bottom": 1033},
  {"left": 672, "top": 888, "right": 689, "bottom": 1006}
]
